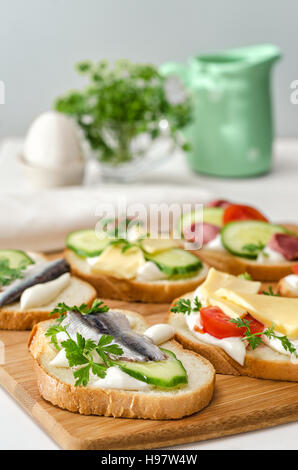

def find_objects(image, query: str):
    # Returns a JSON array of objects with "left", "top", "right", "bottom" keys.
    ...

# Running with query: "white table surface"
[{"left": 0, "top": 138, "right": 297, "bottom": 450}]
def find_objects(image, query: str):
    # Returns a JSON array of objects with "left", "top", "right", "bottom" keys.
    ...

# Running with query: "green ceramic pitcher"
[{"left": 161, "top": 44, "right": 281, "bottom": 177}]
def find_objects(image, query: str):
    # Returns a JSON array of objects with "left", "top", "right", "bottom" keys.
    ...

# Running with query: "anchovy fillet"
[
  {"left": 62, "top": 310, "right": 165, "bottom": 362},
  {"left": 0, "top": 258, "right": 70, "bottom": 307}
]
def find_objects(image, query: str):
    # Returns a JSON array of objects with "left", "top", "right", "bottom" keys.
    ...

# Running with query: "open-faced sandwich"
[
  {"left": 180, "top": 199, "right": 298, "bottom": 281},
  {"left": 28, "top": 300, "right": 215, "bottom": 419},
  {"left": 64, "top": 222, "right": 208, "bottom": 303},
  {"left": 0, "top": 249, "right": 96, "bottom": 330},
  {"left": 168, "top": 268, "right": 298, "bottom": 381},
  {"left": 277, "top": 264, "right": 298, "bottom": 298}
]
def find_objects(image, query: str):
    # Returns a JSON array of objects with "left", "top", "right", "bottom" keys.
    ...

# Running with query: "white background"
[{"left": 1, "top": 0, "right": 298, "bottom": 137}]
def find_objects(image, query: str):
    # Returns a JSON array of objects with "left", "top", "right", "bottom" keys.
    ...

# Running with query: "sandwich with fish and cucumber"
[
  {"left": 28, "top": 299, "right": 215, "bottom": 419},
  {"left": 169, "top": 268, "right": 298, "bottom": 381},
  {"left": 180, "top": 199, "right": 298, "bottom": 281},
  {"left": 64, "top": 220, "right": 208, "bottom": 303},
  {"left": 0, "top": 249, "right": 96, "bottom": 330}
]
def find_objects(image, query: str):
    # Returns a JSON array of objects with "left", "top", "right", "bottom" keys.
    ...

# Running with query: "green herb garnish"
[
  {"left": 230, "top": 317, "right": 263, "bottom": 349},
  {"left": 238, "top": 272, "right": 253, "bottom": 281},
  {"left": 108, "top": 238, "right": 139, "bottom": 253},
  {"left": 262, "top": 286, "right": 280, "bottom": 297},
  {"left": 55, "top": 60, "right": 192, "bottom": 166},
  {"left": 50, "top": 298, "right": 110, "bottom": 317},
  {"left": 0, "top": 259, "right": 27, "bottom": 286},
  {"left": 46, "top": 298, "right": 124, "bottom": 386},
  {"left": 47, "top": 299, "right": 110, "bottom": 352},
  {"left": 230, "top": 318, "right": 296, "bottom": 355},
  {"left": 242, "top": 241, "right": 265, "bottom": 254},
  {"left": 171, "top": 296, "right": 202, "bottom": 315},
  {"left": 45, "top": 322, "right": 66, "bottom": 351},
  {"left": 62, "top": 332, "right": 123, "bottom": 387}
]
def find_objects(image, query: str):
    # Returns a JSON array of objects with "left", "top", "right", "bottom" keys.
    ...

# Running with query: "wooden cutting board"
[{"left": 0, "top": 298, "right": 298, "bottom": 450}]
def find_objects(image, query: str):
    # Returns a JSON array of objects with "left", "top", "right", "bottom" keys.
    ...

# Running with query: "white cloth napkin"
[
  {"left": 0, "top": 138, "right": 213, "bottom": 251},
  {"left": 0, "top": 185, "right": 212, "bottom": 252}
]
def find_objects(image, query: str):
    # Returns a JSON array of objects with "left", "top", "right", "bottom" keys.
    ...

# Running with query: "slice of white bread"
[
  {"left": 64, "top": 248, "right": 209, "bottom": 303},
  {"left": 0, "top": 276, "right": 97, "bottom": 330},
  {"left": 168, "top": 293, "right": 298, "bottom": 382},
  {"left": 28, "top": 311, "right": 215, "bottom": 420}
]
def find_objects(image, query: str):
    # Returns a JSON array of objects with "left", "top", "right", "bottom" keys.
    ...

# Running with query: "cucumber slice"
[
  {"left": 66, "top": 229, "right": 111, "bottom": 257},
  {"left": 114, "top": 349, "right": 187, "bottom": 388},
  {"left": 221, "top": 221, "right": 287, "bottom": 259},
  {"left": 179, "top": 207, "right": 224, "bottom": 235},
  {"left": 0, "top": 250, "right": 34, "bottom": 269},
  {"left": 146, "top": 248, "right": 202, "bottom": 276}
]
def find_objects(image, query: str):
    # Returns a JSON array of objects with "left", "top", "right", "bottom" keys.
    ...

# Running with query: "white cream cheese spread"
[
  {"left": 257, "top": 246, "right": 286, "bottom": 264},
  {"left": 20, "top": 272, "right": 71, "bottom": 310},
  {"left": 204, "top": 234, "right": 225, "bottom": 251},
  {"left": 90, "top": 366, "right": 151, "bottom": 390},
  {"left": 144, "top": 324, "right": 174, "bottom": 345},
  {"left": 185, "top": 311, "right": 246, "bottom": 365},
  {"left": 136, "top": 261, "right": 167, "bottom": 282}
]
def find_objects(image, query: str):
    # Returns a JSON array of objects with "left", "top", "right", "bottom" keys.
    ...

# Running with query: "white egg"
[{"left": 24, "top": 111, "right": 83, "bottom": 169}]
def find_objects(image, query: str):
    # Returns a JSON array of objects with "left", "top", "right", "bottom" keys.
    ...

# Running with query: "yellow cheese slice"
[
  {"left": 141, "top": 238, "right": 179, "bottom": 254},
  {"left": 192, "top": 268, "right": 259, "bottom": 319},
  {"left": 90, "top": 245, "right": 145, "bottom": 280},
  {"left": 215, "top": 288, "right": 298, "bottom": 339},
  {"left": 208, "top": 295, "right": 247, "bottom": 319},
  {"left": 199, "top": 267, "right": 261, "bottom": 303}
]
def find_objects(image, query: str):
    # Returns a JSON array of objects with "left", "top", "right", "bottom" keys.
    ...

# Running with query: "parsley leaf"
[
  {"left": 108, "top": 238, "right": 139, "bottom": 253},
  {"left": 45, "top": 323, "right": 67, "bottom": 350},
  {"left": 242, "top": 241, "right": 265, "bottom": 254},
  {"left": 193, "top": 297, "right": 202, "bottom": 312},
  {"left": 171, "top": 296, "right": 201, "bottom": 315},
  {"left": 95, "top": 334, "right": 124, "bottom": 366},
  {"left": 91, "top": 362, "right": 107, "bottom": 379},
  {"left": 238, "top": 272, "right": 253, "bottom": 281},
  {"left": 230, "top": 318, "right": 297, "bottom": 355},
  {"left": 0, "top": 259, "right": 27, "bottom": 286},
  {"left": 262, "top": 286, "right": 280, "bottom": 297},
  {"left": 50, "top": 298, "right": 109, "bottom": 317},
  {"left": 62, "top": 334, "right": 90, "bottom": 367},
  {"left": 46, "top": 323, "right": 124, "bottom": 386},
  {"left": 73, "top": 365, "right": 91, "bottom": 387},
  {"left": 263, "top": 325, "right": 297, "bottom": 355}
]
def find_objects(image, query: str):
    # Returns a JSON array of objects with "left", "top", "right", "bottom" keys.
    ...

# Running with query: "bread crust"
[
  {"left": 195, "top": 249, "right": 296, "bottom": 282},
  {"left": 28, "top": 316, "right": 215, "bottom": 420},
  {"left": 64, "top": 249, "right": 208, "bottom": 303},
  {"left": 168, "top": 300, "right": 298, "bottom": 382},
  {"left": 0, "top": 277, "right": 97, "bottom": 330}
]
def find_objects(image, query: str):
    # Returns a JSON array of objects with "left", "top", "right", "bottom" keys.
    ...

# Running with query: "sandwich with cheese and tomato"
[
  {"left": 180, "top": 200, "right": 298, "bottom": 281},
  {"left": 168, "top": 268, "right": 298, "bottom": 381}
]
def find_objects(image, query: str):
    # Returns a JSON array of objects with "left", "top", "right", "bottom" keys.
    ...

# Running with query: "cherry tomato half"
[
  {"left": 199, "top": 306, "right": 264, "bottom": 339},
  {"left": 223, "top": 204, "right": 268, "bottom": 225}
]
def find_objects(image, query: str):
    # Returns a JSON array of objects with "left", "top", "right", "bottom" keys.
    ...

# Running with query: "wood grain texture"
[{"left": 0, "top": 299, "right": 298, "bottom": 450}]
